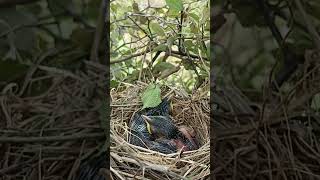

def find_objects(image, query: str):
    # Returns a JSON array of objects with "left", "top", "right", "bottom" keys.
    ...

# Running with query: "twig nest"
[{"left": 110, "top": 82, "right": 210, "bottom": 179}]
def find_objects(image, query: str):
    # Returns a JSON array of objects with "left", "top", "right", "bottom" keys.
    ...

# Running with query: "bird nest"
[{"left": 110, "top": 81, "right": 210, "bottom": 179}]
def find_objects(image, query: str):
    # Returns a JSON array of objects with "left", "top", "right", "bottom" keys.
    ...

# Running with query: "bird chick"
[
  {"left": 129, "top": 113, "right": 154, "bottom": 148},
  {"left": 175, "top": 126, "right": 199, "bottom": 152},
  {"left": 141, "top": 115, "right": 199, "bottom": 152},
  {"left": 149, "top": 138, "right": 177, "bottom": 154},
  {"left": 141, "top": 115, "right": 179, "bottom": 139}
]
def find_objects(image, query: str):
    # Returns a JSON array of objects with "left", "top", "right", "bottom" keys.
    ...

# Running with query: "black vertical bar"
[
  {"left": 105, "top": 0, "right": 111, "bottom": 178},
  {"left": 210, "top": 0, "right": 216, "bottom": 179}
]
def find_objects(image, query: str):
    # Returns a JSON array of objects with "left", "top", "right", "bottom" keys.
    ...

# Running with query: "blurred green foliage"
[
  {"left": 213, "top": 0, "right": 320, "bottom": 91},
  {"left": 0, "top": 0, "right": 102, "bottom": 93},
  {"left": 110, "top": 0, "right": 210, "bottom": 93}
]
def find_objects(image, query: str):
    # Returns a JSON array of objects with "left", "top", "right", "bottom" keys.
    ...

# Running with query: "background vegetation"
[
  {"left": 0, "top": 0, "right": 107, "bottom": 179},
  {"left": 110, "top": 0, "right": 210, "bottom": 93},
  {"left": 213, "top": 0, "right": 320, "bottom": 179}
]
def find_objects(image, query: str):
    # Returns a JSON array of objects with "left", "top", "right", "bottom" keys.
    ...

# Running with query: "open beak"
[
  {"left": 141, "top": 115, "right": 153, "bottom": 134},
  {"left": 141, "top": 115, "right": 152, "bottom": 122}
]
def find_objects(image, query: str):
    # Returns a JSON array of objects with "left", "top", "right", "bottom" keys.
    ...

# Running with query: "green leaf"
[
  {"left": 110, "top": 79, "right": 120, "bottom": 88},
  {"left": 200, "top": 6, "right": 210, "bottom": 25},
  {"left": 167, "top": 36, "right": 175, "bottom": 48},
  {"left": 182, "top": 59, "right": 193, "bottom": 70},
  {"left": 132, "top": 1, "right": 140, "bottom": 13},
  {"left": 165, "top": 0, "right": 183, "bottom": 11},
  {"left": 190, "top": 22, "right": 198, "bottom": 33},
  {"left": 111, "top": 3, "right": 120, "bottom": 12},
  {"left": 184, "top": 40, "right": 196, "bottom": 53},
  {"left": 152, "top": 44, "right": 167, "bottom": 52},
  {"left": 153, "top": 61, "right": 175, "bottom": 73},
  {"left": 189, "top": 13, "right": 200, "bottom": 22},
  {"left": 150, "top": 22, "right": 165, "bottom": 36},
  {"left": 167, "top": 8, "right": 180, "bottom": 17},
  {"left": 141, "top": 84, "right": 162, "bottom": 109},
  {"left": 126, "top": 70, "right": 140, "bottom": 82}
]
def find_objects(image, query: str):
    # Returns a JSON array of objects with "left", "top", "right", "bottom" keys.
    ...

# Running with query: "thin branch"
[
  {"left": 171, "top": 50, "right": 208, "bottom": 61},
  {"left": 110, "top": 48, "right": 153, "bottom": 64}
]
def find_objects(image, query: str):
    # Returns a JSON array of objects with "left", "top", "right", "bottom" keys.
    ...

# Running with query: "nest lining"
[{"left": 110, "top": 82, "right": 210, "bottom": 179}]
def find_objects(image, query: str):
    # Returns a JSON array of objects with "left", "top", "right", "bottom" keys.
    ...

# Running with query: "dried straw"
[{"left": 110, "top": 82, "right": 210, "bottom": 179}]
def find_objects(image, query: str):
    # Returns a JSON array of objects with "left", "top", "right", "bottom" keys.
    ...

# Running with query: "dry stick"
[
  {"left": 67, "top": 141, "right": 85, "bottom": 180},
  {"left": 117, "top": 171, "right": 153, "bottom": 180},
  {"left": 0, "top": 132, "right": 105, "bottom": 143},
  {"left": 38, "top": 128, "right": 44, "bottom": 180},
  {"left": 110, "top": 152, "right": 186, "bottom": 180},
  {"left": 294, "top": 0, "right": 320, "bottom": 49},
  {"left": 110, "top": 166, "right": 126, "bottom": 180}
]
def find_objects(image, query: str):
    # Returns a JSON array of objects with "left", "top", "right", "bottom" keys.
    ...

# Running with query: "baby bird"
[
  {"left": 129, "top": 97, "right": 199, "bottom": 154},
  {"left": 141, "top": 115, "right": 179, "bottom": 139},
  {"left": 129, "top": 113, "right": 154, "bottom": 149},
  {"left": 129, "top": 113, "right": 178, "bottom": 154},
  {"left": 141, "top": 115, "right": 199, "bottom": 152},
  {"left": 129, "top": 97, "right": 177, "bottom": 150},
  {"left": 175, "top": 126, "right": 199, "bottom": 151}
]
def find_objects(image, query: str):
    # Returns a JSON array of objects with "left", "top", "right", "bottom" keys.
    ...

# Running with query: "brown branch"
[{"left": 110, "top": 47, "right": 208, "bottom": 64}]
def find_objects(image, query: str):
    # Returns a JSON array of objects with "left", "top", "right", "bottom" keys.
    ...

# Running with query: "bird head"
[
  {"left": 141, "top": 115, "right": 179, "bottom": 138},
  {"left": 177, "top": 126, "right": 199, "bottom": 151}
]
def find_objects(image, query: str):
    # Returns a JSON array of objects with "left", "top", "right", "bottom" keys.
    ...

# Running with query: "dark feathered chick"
[
  {"left": 129, "top": 113, "right": 178, "bottom": 154},
  {"left": 129, "top": 113, "right": 154, "bottom": 148},
  {"left": 149, "top": 138, "right": 177, "bottom": 154},
  {"left": 129, "top": 97, "right": 199, "bottom": 154},
  {"left": 141, "top": 115, "right": 199, "bottom": 152},
  {"left": 141, "top": 115, "right": 180, "bottom": 139}
]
